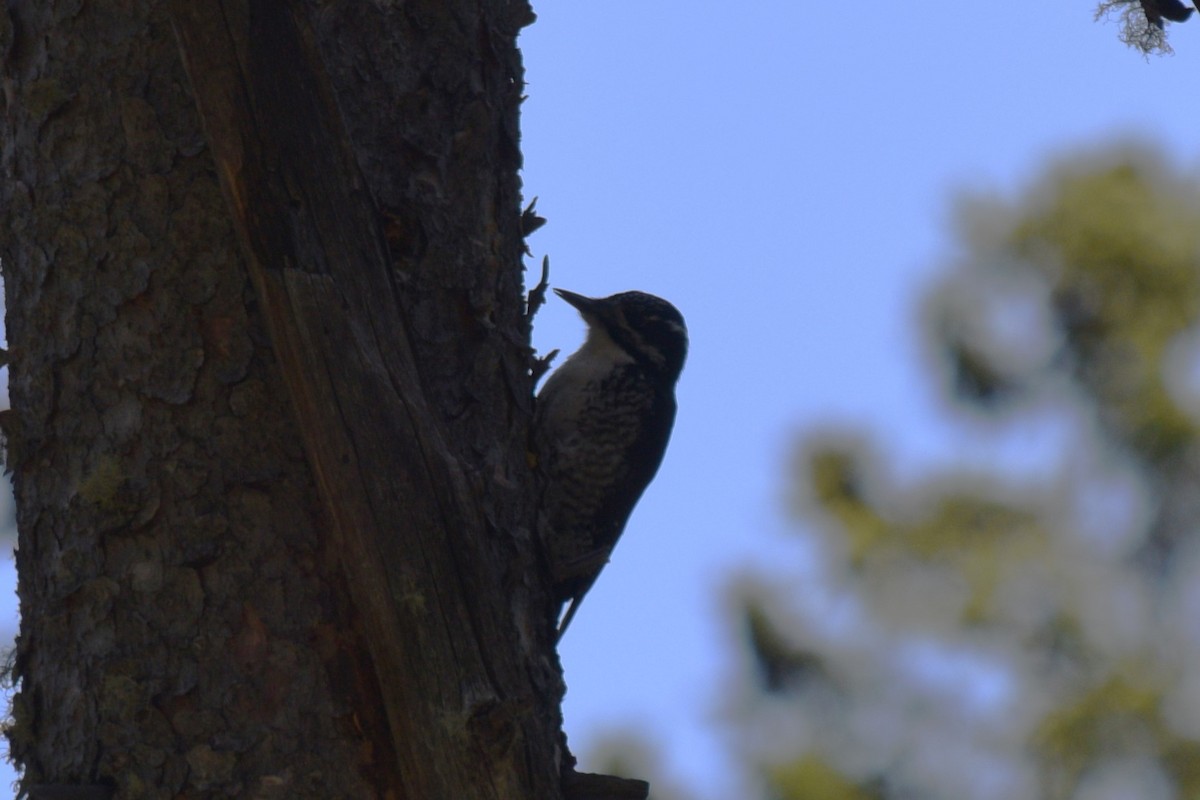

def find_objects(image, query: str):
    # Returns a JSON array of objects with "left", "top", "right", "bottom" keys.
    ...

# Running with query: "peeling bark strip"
[{"left": 169, "top": 1, "right": 564, "bottom": 798}]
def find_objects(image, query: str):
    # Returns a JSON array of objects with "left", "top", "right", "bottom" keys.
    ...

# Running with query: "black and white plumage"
[{"left": 534, "top": 289, "right": 688, "bottom": 639}]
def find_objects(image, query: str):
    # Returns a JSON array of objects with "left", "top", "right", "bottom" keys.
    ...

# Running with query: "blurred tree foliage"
[{"left": 728, "top": 145, "right": 1200, "bottom": 800}]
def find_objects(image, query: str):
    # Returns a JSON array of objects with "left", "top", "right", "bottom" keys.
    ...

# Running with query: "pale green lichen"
[
  {"left": 23, "top": 79, "right": 73, "bottom": 125},
  {"left": 78, "top": 455, "right": 125, "bottom": 509}
]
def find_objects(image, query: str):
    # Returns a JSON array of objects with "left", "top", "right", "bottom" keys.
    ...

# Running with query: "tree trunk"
[{"left": 1, "top": 1, "right": 569, "bottom": 797}]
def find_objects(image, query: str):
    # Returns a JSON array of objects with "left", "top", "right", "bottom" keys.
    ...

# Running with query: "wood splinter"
[{"left": 562, "top": 770, "right": 650, "bottom": 800}]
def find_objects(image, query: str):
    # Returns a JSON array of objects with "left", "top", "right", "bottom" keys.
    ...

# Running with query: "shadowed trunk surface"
[{"left": 1, "top": 1, "right": 568, "bottom": 797}]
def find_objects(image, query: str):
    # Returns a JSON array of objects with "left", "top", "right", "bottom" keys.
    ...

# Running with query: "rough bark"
[
  {"left": 1, "top": 1, "right": 379, "bottom": 795},
  {"left": 1, "top": 0, "right": 567, "bottom": 798}
]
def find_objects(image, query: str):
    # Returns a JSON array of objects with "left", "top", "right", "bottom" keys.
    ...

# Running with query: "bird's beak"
[{"left": 554, "top": 288, "right": 604, "bottom": 316}]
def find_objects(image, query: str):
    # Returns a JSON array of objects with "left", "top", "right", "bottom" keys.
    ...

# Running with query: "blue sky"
[
  {"left": 519, "top": 2, "right": 1200, "bottom": 797},
  {"left": 3, "top": 3, "right": 1200, "bottom": 798}
]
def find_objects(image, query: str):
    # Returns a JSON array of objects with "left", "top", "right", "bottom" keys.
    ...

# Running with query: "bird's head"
[{"left": 555, "top": 288, "right": 688, "bottom": 383}]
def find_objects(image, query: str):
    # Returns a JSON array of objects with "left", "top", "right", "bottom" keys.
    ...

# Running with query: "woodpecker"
[{"left": 534, "top": 288, "right": 688, "bottom": 639}]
